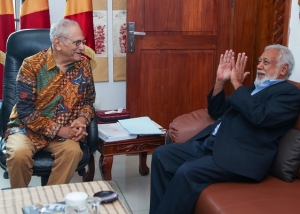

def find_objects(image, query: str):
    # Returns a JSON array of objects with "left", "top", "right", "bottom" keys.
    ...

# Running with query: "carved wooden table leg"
[
  {"left": 82, "top": 154, "right": 95, "bottom": 182},
  {"left": 98, "top": 135, "right": 165, "bottom": 180},
  {"left": 139, "top": 152, "right": 149, "bottom": 175},
  {"left": 99, "top": 154, "right": 113, "bottom": 180}
]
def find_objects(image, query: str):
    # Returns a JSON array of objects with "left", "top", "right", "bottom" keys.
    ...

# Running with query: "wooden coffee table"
[
  {"left": 98, "top": 134, "right": 165, "bottom": 180},
  {"left": 0, "top": 180, "right": 131, "bottom": 214}
]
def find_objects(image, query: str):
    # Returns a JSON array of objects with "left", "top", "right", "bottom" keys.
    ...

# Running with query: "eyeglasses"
[{"left": 58, "top": 36, "right": 86, "bottom": 46}]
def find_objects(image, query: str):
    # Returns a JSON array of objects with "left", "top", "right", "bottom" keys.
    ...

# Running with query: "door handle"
[
  {"left": 128, "top": 22, "right": 146, "bottom": 53},
  {"left": 133, "top": 31, "right": 146, "bottom": 36}
]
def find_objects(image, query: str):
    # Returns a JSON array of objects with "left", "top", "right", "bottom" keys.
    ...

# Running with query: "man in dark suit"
[{"left": 149, "top": 44, "right": 300, "bottom": 214}]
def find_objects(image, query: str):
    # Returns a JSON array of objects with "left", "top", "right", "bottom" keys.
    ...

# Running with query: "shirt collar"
[
  {"left": 45, "top": 48, "right": 56, "bottom": 71},
  {"left": 254, "top": 79, "right": 284, "bottom": 88},
  {"left": 45, "top": 48, "right": 76, "bottom": 71}
]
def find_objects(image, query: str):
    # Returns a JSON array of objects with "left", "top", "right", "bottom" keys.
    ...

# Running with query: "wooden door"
[{"left": 126, "top": 0, "right": 232, "bottom": 128}]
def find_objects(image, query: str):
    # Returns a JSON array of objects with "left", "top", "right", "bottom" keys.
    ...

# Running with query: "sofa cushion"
[
  {"left": 269, "top": 129, "right": 300, "bottom": 182},
  {"left": 195, "top": 176, "right": 300, "bottom": 214},
  {"left": 169, "top": 109, "right": 215, "bottom": 143}
]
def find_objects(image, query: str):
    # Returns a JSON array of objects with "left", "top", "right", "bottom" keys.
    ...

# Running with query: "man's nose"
[
  {"left": 257, "top": 62, "right": 263, "bottom": 70},
  {"left": 78, "top": 43, "right": 84, "bottom": 50}
]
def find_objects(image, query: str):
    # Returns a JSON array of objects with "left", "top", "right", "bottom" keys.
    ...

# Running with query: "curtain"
[{"left": 0, "top": 0, "right": 15, "bottom": 99}]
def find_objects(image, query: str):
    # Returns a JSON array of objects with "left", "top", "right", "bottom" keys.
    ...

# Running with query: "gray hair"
[
  {"left": 50, "top": 19, "right": 80, "bottom": 48},
  {"left": 264, "top": 44, "right": 294, "bottom": 77}
]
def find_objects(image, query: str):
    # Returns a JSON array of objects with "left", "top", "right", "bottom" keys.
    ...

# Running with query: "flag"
[
  {"left": 20, "top": 0, "right": 50, "bottom": 29},
  {"left": 0, "top": 0, "right": 15, "bottom": 99},
  {"left": 64, "top": 0, "right": 95, "bottom": 50},
  {"left": 64, "top": 0, "right": 97, "bottom": 69}
]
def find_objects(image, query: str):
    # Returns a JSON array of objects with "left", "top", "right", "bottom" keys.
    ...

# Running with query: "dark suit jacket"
[{"left": 190, "top": 81, "right": 300, "bottom": 181}]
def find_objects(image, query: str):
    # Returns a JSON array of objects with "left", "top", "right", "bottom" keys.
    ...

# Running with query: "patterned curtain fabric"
[
  {"left": 20, "top": 0, "right": 51, "bottom": 29},
  {"left": 0, "top": 0, "right": 15, "bottom": 99}
]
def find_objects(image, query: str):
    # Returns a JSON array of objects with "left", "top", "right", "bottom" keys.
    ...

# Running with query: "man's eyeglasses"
[{"left": 58, "top": 36, "right": 86, "bottom": 46}]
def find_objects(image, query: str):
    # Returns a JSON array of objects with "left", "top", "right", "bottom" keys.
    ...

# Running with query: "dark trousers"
[{"left": 149, "top": 135, "right": 252, "bottom": 214}]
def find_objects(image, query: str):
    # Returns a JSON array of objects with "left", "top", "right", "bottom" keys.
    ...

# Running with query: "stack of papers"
[
  {"left": 98, "top": 122, "right": 138, "bottom": 142},
  {"left": 22, "top": 202, "right": 65, "bottom": 214},
  {"left": 118, "top": 116, "right": 165, "bottom": 135}
]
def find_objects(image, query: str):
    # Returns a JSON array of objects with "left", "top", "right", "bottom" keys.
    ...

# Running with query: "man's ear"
[
  {"left": 279, "top": 64, "right": 289, "bottom": 76},
  {"left": 53, "top": 38, "right": 62, "bottom": 50}
]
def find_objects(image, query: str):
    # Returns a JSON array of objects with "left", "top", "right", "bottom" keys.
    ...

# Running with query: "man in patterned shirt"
[{"left": 4, "top": 19, "right": 96, "bottom": 188}]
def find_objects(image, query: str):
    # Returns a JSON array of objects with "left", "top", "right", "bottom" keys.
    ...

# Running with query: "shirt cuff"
[{"left": 78, "top": 112, "right": 91, "bottom": 126}]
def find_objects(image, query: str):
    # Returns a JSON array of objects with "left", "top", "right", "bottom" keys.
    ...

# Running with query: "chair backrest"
[{"left": 1, "top": 29, "right": 51, "bottom": 134}]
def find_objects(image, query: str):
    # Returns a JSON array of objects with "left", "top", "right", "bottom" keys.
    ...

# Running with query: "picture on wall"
[
  {"left": 94, "top": 10, "right": 108, "bottom": 57},
  {"left": 113, "top": 10, "right": 126, "bottom": 57},
  {"left": 113, "top": 10, "right": 127, "bottom": 81}
]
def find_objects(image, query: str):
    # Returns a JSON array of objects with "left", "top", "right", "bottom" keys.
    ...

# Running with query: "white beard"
[{"left": 254, "top": 69, "right": 279, "bottom": 86}]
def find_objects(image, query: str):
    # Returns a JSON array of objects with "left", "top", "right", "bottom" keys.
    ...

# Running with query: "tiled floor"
[{"left": 0, "top": 152, "right": 152, "bottom": 214}]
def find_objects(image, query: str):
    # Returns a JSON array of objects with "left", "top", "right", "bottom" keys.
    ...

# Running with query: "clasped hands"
[
  {"left": 57, "top": 116, "right": 88, "bottom": 142},
  {"left": 216, "top": 50, "right": 250, "bottom": 89}
]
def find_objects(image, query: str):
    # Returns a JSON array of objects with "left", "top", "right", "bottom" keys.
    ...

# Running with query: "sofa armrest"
[{"left": 169, "top": 109, "right": 215, "bottom": 143}]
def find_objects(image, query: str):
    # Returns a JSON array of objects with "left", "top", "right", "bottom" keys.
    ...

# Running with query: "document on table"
[
  {"left": 118, "top": 116, "right": 165, "bottom": 135},
  {"left": 98, "top": 122, "right": 138, "bottom": 142}
]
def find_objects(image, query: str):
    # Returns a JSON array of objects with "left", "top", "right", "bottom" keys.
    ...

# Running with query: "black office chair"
[{"left": 0, "top": 29, "right": 98, "bottom": 186}]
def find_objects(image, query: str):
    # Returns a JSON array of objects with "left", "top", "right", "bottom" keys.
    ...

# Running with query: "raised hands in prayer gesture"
[
  {"left": 216, "top": 50, "right": 234, "bottom": 83},
  {"left": 230, "top": 52, "right": 250, "bottom": 89},
  {"left": 213, "top": 50, "right": 249, "bottom": 96}
]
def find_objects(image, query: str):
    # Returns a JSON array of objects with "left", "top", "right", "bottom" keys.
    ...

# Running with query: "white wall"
[
  {"left": 288, "top": 0, "right": 300, "bottom": 81},
  {"left": 49, "top": 0, "right": 300, "bottom": 109},
  {"left": 49, "top": 0, "right": 126, "bottom": 110}
]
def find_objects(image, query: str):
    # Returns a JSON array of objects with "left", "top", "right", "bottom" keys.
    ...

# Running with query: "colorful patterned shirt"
[{"left": 5, "top": 48, "right": 96, "bottom": 150}]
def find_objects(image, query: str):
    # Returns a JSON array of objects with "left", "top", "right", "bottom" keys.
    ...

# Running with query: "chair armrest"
[
  {"left": 86, "top": 109, "right": 99, "bottom": 154},
  {"left": 169, "top": 109, "right": 215, "bottom": 143}
]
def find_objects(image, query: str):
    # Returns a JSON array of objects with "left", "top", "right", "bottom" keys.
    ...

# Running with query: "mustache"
[{"left": 256, "top": 70, "right": 266, "bottom": 75}]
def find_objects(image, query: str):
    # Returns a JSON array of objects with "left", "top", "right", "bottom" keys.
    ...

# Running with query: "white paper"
[
  {"left": 118, "top": 117, "right": 164, "bottom": 135},
  {"left": 98, "top": 123, "right": 137, "bottom": 142}
]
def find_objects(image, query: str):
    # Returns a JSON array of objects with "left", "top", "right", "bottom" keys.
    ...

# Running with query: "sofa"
[{"left": 166, "top": 80, "right": 300, "bottom": 214}]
